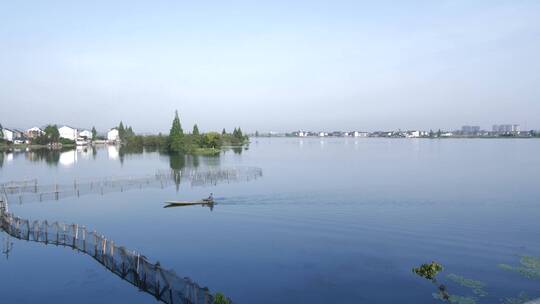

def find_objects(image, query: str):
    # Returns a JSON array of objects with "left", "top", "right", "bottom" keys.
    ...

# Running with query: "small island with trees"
[{"left": 120, "top": 110, "right": 249, "bottom": 155}]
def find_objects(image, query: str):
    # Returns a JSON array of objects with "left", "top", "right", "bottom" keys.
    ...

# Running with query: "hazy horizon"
[{"left": 1, "top": 1, "right": 539, "bottom": 133}]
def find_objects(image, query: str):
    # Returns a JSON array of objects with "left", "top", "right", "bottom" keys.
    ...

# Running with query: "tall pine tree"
[
  {"left": 192, "top": 124, "right": 200, "bottom": 136},
  {"left": 236, "top": 127, "right": 243, "bottom": 139},
  {"left": 91, "top": 126, "right": 97, "bottom": 139},
  {"left": 118, "top": 121, "right": 125, "bottom": 141},
  {"left": 168, "top": 110, "right": 184, "bottom": 152}
]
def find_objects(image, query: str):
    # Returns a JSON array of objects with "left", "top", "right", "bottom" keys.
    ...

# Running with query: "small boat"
[{"left": 164, "top": 198, "right": 214, "bottom": 208}]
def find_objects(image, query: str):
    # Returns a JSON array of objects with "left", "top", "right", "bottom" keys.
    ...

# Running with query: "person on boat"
[{"left": 205, "top": 193, "right": 214, "bottom": 203}]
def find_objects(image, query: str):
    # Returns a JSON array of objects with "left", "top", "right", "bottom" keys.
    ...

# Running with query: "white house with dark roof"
[
  {"left": 2, "top": 128, "right": 26, "bottom": 143},
  {"left": 26, "top": 127, "right": 45, "bottom": 139},
  {"left": 107, "top": 128, "right": 119, "bottom": 142},
  {"left": 59, "top": 126, "right": 78, "bottom": 141}
]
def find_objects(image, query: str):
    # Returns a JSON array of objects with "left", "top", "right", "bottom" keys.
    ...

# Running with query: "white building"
[
  {"left": 59, "top": 126, "right": 78, "bottom": 141},
  {"left": 407, "top": 131, "right": 421, "bottom": 138},
  {"left": 353, "top": 131, "right": 369, "bottom": 137},
  {"left": 78, "top": 130, "right": 93, "bottom": 139},
  {"left": 107, "top": 128, "right": 120, "bottom": 142},
  {"left": 26, "top": 127, "right": 45, "bottom": 139},
  {"left": 2, "top": 128, "right": 14, "bottom": 142}
]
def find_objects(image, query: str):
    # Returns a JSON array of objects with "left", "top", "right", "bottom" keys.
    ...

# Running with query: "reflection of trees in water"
[
  {"left": 169, "top": 154, "right": 185, "bottom": 191},
  {"left": 228, "top": 145, "right": 248, "bottom": 155},
  {"left": 92, "top": 146, "right": 97, "bottom": 160},
  {"left": 201, "top": 154, "right": 221, "bottom": 166},
  {"left": 232, "top": 146, "right": 242, "bottom": 154},
  {"left": 143, "top": 146, "right": 167, "bottom": 153},
  {"left": 0, "top": 152, "right": 4, "bottom": 168},
  {"left": 168, "top": 154, "right": 221, "bottom": 190},
  {"left": 118, "top": 145, "right": 144, "bottom": 165},
  {"left": 169, "top": 153, "right": 186, "bottom": 171},
  {"left": 25, "top": 149, "right": 67, "bottom": 166}
]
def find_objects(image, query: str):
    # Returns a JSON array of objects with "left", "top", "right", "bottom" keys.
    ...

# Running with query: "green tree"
[
  {"left": 255, "top": 130, "right": 259, "bottom": 137},
  {"left": 44, "top": 125, "right": 60, "bottom": 142},
  {"left": 429, "top": 129, "right": 434, "bottom": 138},
  {"left": 126, "top": 126, "right": 134, "bottom": 137},
  {"left": 232, "top": 127, "right": 244, "bottom": 139},
  {"left": 222, "top": 128, "right": 226, "bottom": 135},
  {"left": 0, "top": 123, "right": 3, "bottom": 140},
  {"left": 202, "top": 132, "right": 221, "bottom": 148},
  {"left": 168, "top": 110, "right": 185, "bottom": 152},
  {"left": 118, "top": 121, "right": 125, "bottom": 141},
  {"left": 236, "top": 127, "right": 243, "bottom": 139},
  {"left": 192, "top": 124, "right": 200, "bottom": 136},
  {"left": 437, "top": 129, "right": 442, "bottom": 137},
  {"left": 91, "top": 126, "right": 97, "bottom": 139}
]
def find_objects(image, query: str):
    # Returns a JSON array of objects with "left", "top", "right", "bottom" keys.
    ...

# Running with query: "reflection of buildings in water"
[
  {"left": 6, "top": 153, "right": 14, "bottom": 162},
  {"left": 107, "top": 145, "right": 119, "bottom": 160},
  {"left": 59, "top": 150, "right": 77, "bottom": 167},
  {"left": 76, "top": 146, "right": 92, "bottom": 159}
]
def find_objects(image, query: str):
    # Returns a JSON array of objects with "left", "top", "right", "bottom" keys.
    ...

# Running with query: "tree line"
[{"left": 121, "top": 110, "right": 248, "bottom": 154}]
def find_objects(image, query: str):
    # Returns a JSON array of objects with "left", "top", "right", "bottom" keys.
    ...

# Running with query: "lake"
[{"left": 1, "top": 138, "right": 539, "bottom": 304}]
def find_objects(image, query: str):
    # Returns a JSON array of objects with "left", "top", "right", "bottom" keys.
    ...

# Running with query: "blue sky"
[{"left": 1, "top": 0, "right": 539, "bottom": 133}]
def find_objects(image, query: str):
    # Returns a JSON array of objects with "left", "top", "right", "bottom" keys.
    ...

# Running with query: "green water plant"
[
  {"left": 499, "top": 256, "right": 540, "bottom": 279},
  {"left": 447, "top": 274, "right": 487, "bottom": 297},
  {"left": 413, "top": 261, "right": 451, "bottom": 301},
  {"left": 413, "top": 261, "right": 444, "bottom": 281},
  {"left": 214, "top": 292, "right": 232, "bottom": 304}
]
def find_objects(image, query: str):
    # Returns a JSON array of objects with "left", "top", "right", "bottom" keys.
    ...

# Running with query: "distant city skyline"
[{"left": 1, "top": 1, "right": 539, "bottom": 132}]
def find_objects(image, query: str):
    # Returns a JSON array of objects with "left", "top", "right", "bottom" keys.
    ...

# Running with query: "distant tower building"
[
  {"left": 461, "top": 125, "right": 480, "bottom": 135},
  {"left": 492, "top": 124, "right": 520, "bottom": 134}
]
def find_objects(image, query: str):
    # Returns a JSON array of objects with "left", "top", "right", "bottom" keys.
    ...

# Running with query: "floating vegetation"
[
  {"left": 433, "top": 293, "right": 476, "bottom": 304},
  {"left": 414, "top": 262, "right": 450, "bottom": 300},
  {"left": 413, "top": 261, "right": 444, "bottom": 281},
  {"left": 447, "top": 274, "right": 488, "bottom": 297},
  {"left": 501, "top": 292, "right": 531, "bottom": 304},
  {"left": 499, "top": 256, "right": 540, "bottom": 279},
  {"left": 214, "top": 293, "right": 232, "bottom": 304}
]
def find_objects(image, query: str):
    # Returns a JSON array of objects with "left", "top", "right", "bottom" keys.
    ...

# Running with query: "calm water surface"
[{"left": 1, "top": 138, "right": 539, "bottom": 303}]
